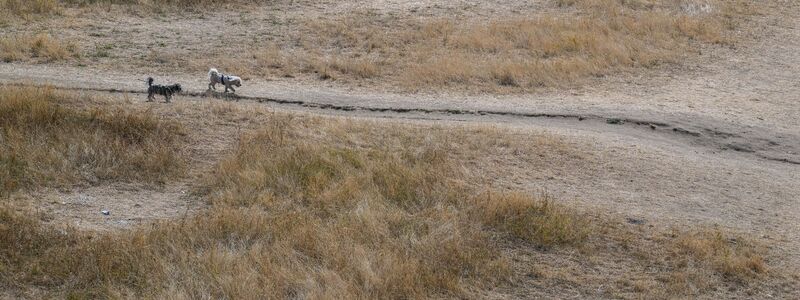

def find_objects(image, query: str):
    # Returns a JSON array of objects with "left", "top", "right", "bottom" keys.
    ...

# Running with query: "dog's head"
[{"left": 236, "top": 81, "right": 242, "bottom": 87}]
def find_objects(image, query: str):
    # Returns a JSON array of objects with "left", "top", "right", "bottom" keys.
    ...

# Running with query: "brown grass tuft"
[
  {"left": 474, "top": 192, "right": 589, "bottom": 247},
  {"left": 0, "top": 86, "right": 185, "bottom": 195},
  {"left": 0, "top": 34, "right": 79, "bottom": 63},
  {"left": 674, "top": 229, "right": 768, "bottom": 281},
  {"left": 328, "top": 57, "right": 381, "bottom": 79},
  {"left": 0, "top": 0, "right": 59, "bottom": 17}
]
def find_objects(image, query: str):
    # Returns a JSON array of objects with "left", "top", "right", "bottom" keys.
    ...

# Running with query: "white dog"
[{"left": 208, "top": 68, "right": 242, "bottom": 93}]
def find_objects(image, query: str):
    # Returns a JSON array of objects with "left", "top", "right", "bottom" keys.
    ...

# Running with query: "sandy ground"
[{"left": 1, "top": 0, "right": 799, "bottom": 278}]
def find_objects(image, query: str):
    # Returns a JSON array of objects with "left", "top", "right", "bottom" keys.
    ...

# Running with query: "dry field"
[
  {"left": 1, "top": 0, "right": 754, "bottom": 92},
  {"left": 2, "top": 0, "right": 800, "bottom": 299},
  {"left": 0, "top": 87, "right": 796, "bottom": 298},
  {"left": 0, "top": 86, "right": 184, "bottom": 196}
]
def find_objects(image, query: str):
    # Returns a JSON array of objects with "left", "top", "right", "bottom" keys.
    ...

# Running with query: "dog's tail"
[
  {"left": 208, "top": 68, "right": 219, "bottom": 81},
  {"left": 146, "top": 77, "right": 154, "bottom": 87}
]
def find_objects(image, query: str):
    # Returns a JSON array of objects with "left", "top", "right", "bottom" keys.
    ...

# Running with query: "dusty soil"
[{"left": 1, "top": 0, "right": 799, "bottom": 282}]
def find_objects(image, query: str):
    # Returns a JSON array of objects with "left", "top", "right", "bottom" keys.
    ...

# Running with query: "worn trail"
[{"left": 3, "top": 81, "right": 798, "bottom": 167}]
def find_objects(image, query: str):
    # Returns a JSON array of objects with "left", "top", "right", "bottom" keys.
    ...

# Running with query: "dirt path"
[{"left": 1, "top": 1, "right": 799, "bottom": 164}]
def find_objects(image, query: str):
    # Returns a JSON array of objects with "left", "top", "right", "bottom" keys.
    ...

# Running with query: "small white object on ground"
[{"left": 101, "top": 210, "right": 110, "bottom": 215}]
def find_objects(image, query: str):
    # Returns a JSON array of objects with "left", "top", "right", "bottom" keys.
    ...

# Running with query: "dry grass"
[
  {"left": 674, "top": 229, "right": 767, "bottom": 282},
  {"left": 3, "top": 0, "right": 264, "bottom": 14},
  {"left": 1, "top": 0, "right": 754, "bottom": 92},
  {"left": 0, "top": 86, "right": 185, "bottom": 196},
  {"left": 0, "top": 94, "right": 790, "bottom": 298},
  {"left": 595, "top": 226, "right": 776, "bottom": 298},
  {"left": 0, "top": 114, "right": 529, "bottom": 298},
  {"left": 0, "top": 0, "right": 59, "bottom": 17},
  {"left": 0, "top": 34, "right": 79, "bottom": 63},
  {"left": 92, "top": 0, "right": 261, "bottom": 5},
  {"left": 475, "top": 192, "right": 588, "bottom": 246},
  {"left": 630, "top": 228, "right": 773, "bottom": 297},
  {"left": 225, "top": 0, "right": 752, "bottom": 92}
]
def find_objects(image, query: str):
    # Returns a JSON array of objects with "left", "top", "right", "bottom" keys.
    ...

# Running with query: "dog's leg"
[
  {"left": 224, "top": 84, "right": 229, "bottom": 93},
  {"left": 147, "top": 93, "right": 154, "bottom": 102},
  {"left": 165, "top": 94, "right": 171, "bottom": 103}
]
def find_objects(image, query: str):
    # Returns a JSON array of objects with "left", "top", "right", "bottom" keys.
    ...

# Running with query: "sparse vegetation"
[
  {"left": 635, "top": 228, "right": 774, "bottom": 296},
  {"left": 185, "top": 0, "right": 751, "bottom": 92},
  {"left": 0, "top": 34, "right": 79, "bottom": 63},
  {"left": 0, "top": 0, "right": 59, "bottom": 17},
  {"left": 0, "top": 0, "right": 261, "bottom": 17},
  {"left": 675, "top": 229, "right": 767, "bottom": 281},
  {"left": 1, "top": 0, "right": 753, "bottom": 91},
  {"left": 280, "top": 0, "right": 750, "bottom": 91},
  {"left": 474, "top": 192, "right": 588, "bottom": 246},
  {"left": 0, "top": 86, "right": 185, "bottom": 195},
  {"left": 90, "top": 43, "right": 113, "bottom": 58},
  {"left": 0, "top": 88, "right": 791, "bottom": 298}
]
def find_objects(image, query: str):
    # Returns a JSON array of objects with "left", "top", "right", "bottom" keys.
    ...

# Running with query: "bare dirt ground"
[{"left": 1, "top": 0, "right": 799, "bottom": 291}]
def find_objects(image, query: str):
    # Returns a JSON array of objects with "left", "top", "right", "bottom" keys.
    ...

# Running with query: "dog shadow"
[{"left": 201, "top": 89, "right": 241, "bottom": 101}]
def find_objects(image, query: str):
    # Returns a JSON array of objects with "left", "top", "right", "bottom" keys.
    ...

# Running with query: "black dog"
[{"left": 146, "top": 77, "right": 182, "bottom": 103}]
